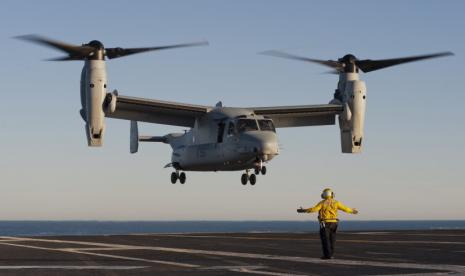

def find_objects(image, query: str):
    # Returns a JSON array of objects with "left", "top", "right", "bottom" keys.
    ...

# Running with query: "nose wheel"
[
  {"left": 254, "top": 165, "right": 267, "bottom": 175},
  {"left": 171, "top": 171, "right": 186, "bottom": 184},
  {"left": 241, "top": 170, "right": 257, "bottom": 185}
]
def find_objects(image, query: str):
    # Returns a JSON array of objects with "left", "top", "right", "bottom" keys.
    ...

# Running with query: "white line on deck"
[{"left": 366, "top": 251, "right": 401, "bottom": 256}]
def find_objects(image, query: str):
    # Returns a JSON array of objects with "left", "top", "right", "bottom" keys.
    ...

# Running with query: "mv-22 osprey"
[{"left": 18, "top": 35, "right": 453, "bottom": 185}]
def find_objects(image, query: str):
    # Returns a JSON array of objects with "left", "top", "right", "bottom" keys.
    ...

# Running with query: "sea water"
[{"left": 0, "top": 220, "right": 463, "bottom": 236}]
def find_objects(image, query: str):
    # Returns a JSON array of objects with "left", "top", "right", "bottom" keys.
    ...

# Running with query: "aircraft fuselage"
[{"left": 167, "top": 107, "right": 279, "bottom": 172}]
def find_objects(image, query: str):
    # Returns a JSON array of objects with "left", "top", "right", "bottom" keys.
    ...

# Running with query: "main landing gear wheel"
[
  {"left": 171, "top": 172, "right": 178, "bottom": 184},
  {"left": 241, "top": 174, "right": 248, "bottom": 185},
  {"left": 171, "top": 171, "right": 186, "bottom": 184},
  {"left": 241, "top": 172, "right": 257, "bottom": 185},
  {"left": 249, "top": 174, "right": 257, "bottom": 185},
  {"left": 179, "top": 172, "right": 186, "bottom": 184},
  {"left": 254, "top": 168, "right": 260, "bottom": 175}
]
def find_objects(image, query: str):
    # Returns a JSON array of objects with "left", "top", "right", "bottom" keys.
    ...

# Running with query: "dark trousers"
[{"left": 319, "top": 222, "right": 338, "bottom": 258}]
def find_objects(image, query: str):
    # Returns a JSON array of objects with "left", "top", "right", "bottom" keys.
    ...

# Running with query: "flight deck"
[{"left": 0, "top": 230, "right": 463, "bottom": 275}]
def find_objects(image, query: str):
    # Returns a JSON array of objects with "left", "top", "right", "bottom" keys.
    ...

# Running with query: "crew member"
[{"left": 297, "top": 188, "right": 358, "bottom": 259}]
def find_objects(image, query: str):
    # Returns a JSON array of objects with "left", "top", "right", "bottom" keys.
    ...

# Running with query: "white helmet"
[{"left": 321, "top": 188, "right": 335, "bottom": 199}]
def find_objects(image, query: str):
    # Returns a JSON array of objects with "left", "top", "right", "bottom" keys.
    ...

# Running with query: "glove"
[
  {"left": 352, "top": 209, "right": 359, "bottom": 215},
  {"left": 297, "top": 207, "right": 306, "bottom": 213}
]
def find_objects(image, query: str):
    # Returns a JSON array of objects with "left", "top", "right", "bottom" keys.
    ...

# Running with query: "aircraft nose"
[
  {"left": 256, "top": 140, "right": 277, "bottom": 155},
  {"left": 246, "top": 132, "right": 279, "bottom": 157}
]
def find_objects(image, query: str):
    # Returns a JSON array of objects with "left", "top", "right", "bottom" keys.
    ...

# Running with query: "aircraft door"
[
  {"left": 215, "top": 121, "right": 226, "bottom": 161},
  {"left": 217, "top": 121, "right": 225, "bottom": 143}
]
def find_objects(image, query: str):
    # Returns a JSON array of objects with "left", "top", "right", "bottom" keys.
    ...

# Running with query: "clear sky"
[{"left": 0, "top": 1, "right": 463, "bottom": 220}]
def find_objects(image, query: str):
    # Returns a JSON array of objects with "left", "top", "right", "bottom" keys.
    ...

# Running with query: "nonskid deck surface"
[{"left": 0, "top": 230, "right": 463, "bottom": 275}]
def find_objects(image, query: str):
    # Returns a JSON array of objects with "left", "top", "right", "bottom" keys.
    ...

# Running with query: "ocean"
[{"left": 0, "top": 220, "right": 463, "bottom": 236}]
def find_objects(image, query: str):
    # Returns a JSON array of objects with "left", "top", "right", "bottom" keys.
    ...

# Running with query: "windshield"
[
  {"left": 236, "top": 119, "right": 259, "bottom": 133},
  {"left": 258, "top": 119, "right": 276, "bottom": 132}
]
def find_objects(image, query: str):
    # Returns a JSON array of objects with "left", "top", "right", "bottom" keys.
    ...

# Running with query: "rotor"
[
  {"left": 16, "top": 34, "right": 208, "bottom": 61},
  {"left": 261, "top": 50, "right": 454, "bottom": 73}
]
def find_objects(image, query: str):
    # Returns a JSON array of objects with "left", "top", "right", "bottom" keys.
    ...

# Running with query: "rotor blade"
[
  {"left": 260, "top": 50, "right": 343, "bottom": 70},
  {"left": 356, "top": 52, "right": 454, "bottom": 73},
  {"left": 45, "top": 56, "right": 86, "bottom": 61},
  {"left": 322, "top": 69, "right": 340, "bottom": 75},
  {"left": 105, "top": 40, "right": 209, "bottom": 59},
  {"left": 16, "top": 34, "right": 94, "bottom": 58}
]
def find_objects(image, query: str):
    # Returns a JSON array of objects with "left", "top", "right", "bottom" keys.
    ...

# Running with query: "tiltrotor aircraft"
[{"left": 18, "top": 35, "right": 453, "bottom": 185}]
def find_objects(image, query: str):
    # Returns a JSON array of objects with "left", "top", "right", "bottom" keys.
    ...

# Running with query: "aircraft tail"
[
  {"left": 130, "top": 121, "right": 167, "bottom": 154},
  {"left": 130, "top": 121, "right": 139, "bottom": 153}
]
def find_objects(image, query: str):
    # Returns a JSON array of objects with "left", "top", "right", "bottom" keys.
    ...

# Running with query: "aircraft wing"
[
  {"left": 251, "top": 104, "right": 343, "bottom": 128},
  {"left": 106, "top": 95, "right": 211, "bottom": 127}
]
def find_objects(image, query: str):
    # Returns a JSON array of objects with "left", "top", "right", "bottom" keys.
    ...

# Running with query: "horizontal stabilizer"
[{"left": 139, "top": 136, "right": 167, "bottom": 143}]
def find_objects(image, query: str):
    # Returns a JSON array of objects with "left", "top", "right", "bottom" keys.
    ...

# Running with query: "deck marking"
[
  {"left": 201, "top": 265, "right": 308, "bottom": 276},
  {"left": 200, "top": 265, "right": 268, "bottom": 270},
  {"left": 0, "top": 241, "right": 199, "bottom": 268},
  {"left": 367, "top": 273, "right": 453, "bottom": 276},
  {"left": 229, "top": 268, "right": 308, "bottom": 276},
  {"left": 146, "top": 234, "right": 465, "bottom": 245},
  {"left": 0, "top": 265, "right": 147, "bottom": 270},
  {"left": 366, "top": 251, "right": 401, "bottom": 256},
  {"left": 1, "top": 236, "right": 465, "bottom": 274},
  {"left": 352, "top": 232, "right": 393, "bottom": 235}
]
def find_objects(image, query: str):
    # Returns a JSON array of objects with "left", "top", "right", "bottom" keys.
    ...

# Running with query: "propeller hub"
[
  {"left": 87, "top": 40, "right": 104, "bottom": 50},
  {"left": 339, "top": 54, "right": 357, "bottom": 64},
  {"left": 339, "top": 54, "right": 359, "bottom": 73},
  {"left": 85, "top": 40, "right": 105, "bottom": 60}
]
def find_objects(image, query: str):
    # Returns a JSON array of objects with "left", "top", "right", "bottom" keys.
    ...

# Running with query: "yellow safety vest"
[{"left": 305, "top": 198, "right": 354, "bottom": 222}]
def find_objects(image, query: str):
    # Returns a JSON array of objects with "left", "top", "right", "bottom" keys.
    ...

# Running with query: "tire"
[
  {"left": 171, "top": 172, "right": 178, "bottom": 184},
  {"left": 261, "top": 166, "right": 267, "bottom": 175},
  {"left": 179, "top": 172, "right": 186, "bottom": 184},
  {"left": 241, "top": 174, "right": 248, "bottom": 185},
  {"left": 254, "top": 168, "right": 260, "bottom": 175},
  {"left": 249, "top": 174, "right": 256, "bottom": 185}
]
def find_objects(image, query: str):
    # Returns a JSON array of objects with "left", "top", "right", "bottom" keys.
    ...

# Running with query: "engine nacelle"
[
  {"left": 337, "top": 74, "right": 367, "bottom": 153},
  {"left": 81, "top": 60, "right": 107, "bottom": 147}
]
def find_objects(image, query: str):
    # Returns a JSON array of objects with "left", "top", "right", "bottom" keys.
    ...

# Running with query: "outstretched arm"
[
  {"left": 337, "top": 201, "right": 358, "bottom": 214},
  {"left": 297, "top": 201, "right": 323, "bottom": 213}
]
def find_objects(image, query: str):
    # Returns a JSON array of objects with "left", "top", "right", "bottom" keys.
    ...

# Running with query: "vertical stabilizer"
[{"left": 130, "top": 121, "right": 139, "bottom": 154}]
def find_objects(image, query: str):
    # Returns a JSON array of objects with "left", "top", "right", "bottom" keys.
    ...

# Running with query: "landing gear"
[
  {"left": 249, "top": 174, "right": 256, "bottom": 185},
  {"left": 171, "top": 172, "right": 178, "bottom": 184},
  {"left": 171, "top": 171, "right": 186, "bottom": 184},
  {"left": 241, "top": 174, "right": 248, "bottom": 185},
  {"left": 254, "top": 165, "right": 267, "bottom": 175},
  {"left": 241, "top": 169, "right": 257, "bottom": 185},
  {"left": 179, "top": 172, "right": 186, "bottom": 184}
]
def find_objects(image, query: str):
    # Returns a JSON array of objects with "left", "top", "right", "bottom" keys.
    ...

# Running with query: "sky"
[{"left": 0, "top": 1, "right": 463, "bottom": 220}]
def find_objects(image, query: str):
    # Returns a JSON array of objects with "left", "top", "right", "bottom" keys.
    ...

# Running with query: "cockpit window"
[
  {"left": 236, "top": 119, "right": 259, "bottom": 133},
  {"left": 258, "top": 119, "right": 276, "bottom": 132}
]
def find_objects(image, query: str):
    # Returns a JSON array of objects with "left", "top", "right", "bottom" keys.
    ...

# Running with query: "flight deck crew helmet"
[{"left": 321, "top": 188, "right": 335, "bottom": 199}]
